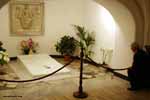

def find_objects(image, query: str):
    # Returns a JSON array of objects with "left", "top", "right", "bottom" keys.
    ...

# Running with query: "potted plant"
[
  {"left": 73, "top": 25, "right": 95, "bottom": 59},
  {"left": 55, "top": 35, "right": 77, "bottom": 61},
  {"left": 20, "top": 38, "right": 39, "bottom": 55}
]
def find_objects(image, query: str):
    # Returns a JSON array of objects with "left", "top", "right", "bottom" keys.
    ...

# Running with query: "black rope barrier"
[
  {"left": 109, "top": 67, "right": 130, "bottom": 71},
  {"left": 87, "top": 56, "right": 130, "bottom": 71},
  {"left": 0, "top": 59, "right": 74, "bottom": 83}
]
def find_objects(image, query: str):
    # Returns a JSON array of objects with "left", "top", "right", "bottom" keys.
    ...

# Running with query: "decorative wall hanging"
[{"left": 10, "top": 0, "right": 44, "bottom": 36}]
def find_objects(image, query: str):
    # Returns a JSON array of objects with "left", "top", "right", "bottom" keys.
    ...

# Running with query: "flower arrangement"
[
  {"left": 0, "top": 51, "right": 10, "bottom": 65},
  {"left": 20, "top": 38, "right": 39, "bottom": 54}
]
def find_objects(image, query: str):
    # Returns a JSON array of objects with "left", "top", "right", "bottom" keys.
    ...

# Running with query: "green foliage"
[
  {"left": 73, "top": 25, "right": 95, "bottom": 58},
  {"left": 55, "top": 35, "right": 77, "bottom": 56},
  {"left": 0, "top": 51, "right": 9, "bottom": 65},
  {"left": 0, "top": 59, "right": 7, "bottom": 65}
]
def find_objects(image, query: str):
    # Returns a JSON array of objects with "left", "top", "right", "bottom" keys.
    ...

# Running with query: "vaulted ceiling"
[{"left": 0, "top": 0, "right": 149, "bottom": 46}]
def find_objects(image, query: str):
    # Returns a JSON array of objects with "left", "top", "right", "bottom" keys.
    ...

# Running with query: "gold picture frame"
[{"left": 10, "top": 1, "right": 44, "bottom": 36}]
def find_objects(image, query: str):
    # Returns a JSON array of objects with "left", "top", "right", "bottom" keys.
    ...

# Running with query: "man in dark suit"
[{"left": 128, "top": 42, "right": 148, "bottom": 90}]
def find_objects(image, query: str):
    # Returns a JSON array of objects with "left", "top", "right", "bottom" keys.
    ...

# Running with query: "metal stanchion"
[{"left": 73, "top": 47, "right": 88, "bottom": 98}]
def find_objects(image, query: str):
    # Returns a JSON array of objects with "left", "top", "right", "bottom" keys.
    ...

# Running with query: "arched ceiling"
[{"left": 0, "top": 0, "right": 149, "bottom": 46}]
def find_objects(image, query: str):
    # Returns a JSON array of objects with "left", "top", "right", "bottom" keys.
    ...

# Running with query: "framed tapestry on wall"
[{"left": 9, "top": 1, "right": 44, "bottom": 36}]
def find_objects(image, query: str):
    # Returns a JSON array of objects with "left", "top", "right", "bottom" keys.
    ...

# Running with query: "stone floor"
[{"left": 0, "top": 58, "right": 112, "bottom": 89}]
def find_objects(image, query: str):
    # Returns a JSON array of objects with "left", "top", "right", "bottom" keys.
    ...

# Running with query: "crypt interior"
[{"left": 0, "top": 0, "right": 150, "bottom": 100}]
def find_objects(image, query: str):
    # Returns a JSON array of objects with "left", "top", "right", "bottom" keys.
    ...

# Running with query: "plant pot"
[
  {"left": 64, "top": 55, "right": 72, "bottom": 61},
  {"left": 24, "top": 49, "right": 30, "bottom": 55}
]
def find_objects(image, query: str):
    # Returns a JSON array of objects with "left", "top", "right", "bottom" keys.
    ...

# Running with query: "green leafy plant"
[
  {"left": 55, "top": 35, "right": 77, "bottom": 56},
  {"left": 73, "top": 25, "right": 95, "bottom": 58}
]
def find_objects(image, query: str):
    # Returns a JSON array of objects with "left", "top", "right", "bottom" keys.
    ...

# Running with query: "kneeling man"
[{"left": 128, "top": 42, "right": 148, "bottom": 90}]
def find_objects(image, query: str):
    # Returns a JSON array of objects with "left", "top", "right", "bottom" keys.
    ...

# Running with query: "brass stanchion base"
[{"left": 73, "top": 91, "right": 88, "bottom": 98}]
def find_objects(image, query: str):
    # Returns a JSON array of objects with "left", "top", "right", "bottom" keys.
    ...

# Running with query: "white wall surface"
[{"left": 84, "top": 0, "right": 116, "bottom": 64}]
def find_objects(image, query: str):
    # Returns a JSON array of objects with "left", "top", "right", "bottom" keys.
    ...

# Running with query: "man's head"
[{"left": 131, "top": 42, "right": 140, "bottom": 53}]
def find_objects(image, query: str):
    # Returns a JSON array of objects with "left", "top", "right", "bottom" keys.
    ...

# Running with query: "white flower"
[
  {"left": 0, "top": 51, "right": 3, "bottom": 54},
  {"left": 0, "top": 51, "right": 10, "bottom": 64},
  {"left": 3, "top": 56, "right": 10, "bottom": 62}
]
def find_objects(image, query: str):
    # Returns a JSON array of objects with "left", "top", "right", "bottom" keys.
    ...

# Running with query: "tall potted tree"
[
  {"left": 73, "top": 25, "right": 95, "bottom": 59},
  {"left": 55, "top": 35, "right": 77, "bottom": 61}
]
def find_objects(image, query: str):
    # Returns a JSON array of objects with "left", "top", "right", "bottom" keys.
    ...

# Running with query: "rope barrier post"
[{"left": 73, "top": 47, "right": 88, "bottom": 98}]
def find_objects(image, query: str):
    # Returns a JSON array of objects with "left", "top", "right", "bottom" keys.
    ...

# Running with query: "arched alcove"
[{"left": 93, "top": 0, "right": 136, "bottom": 68}]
